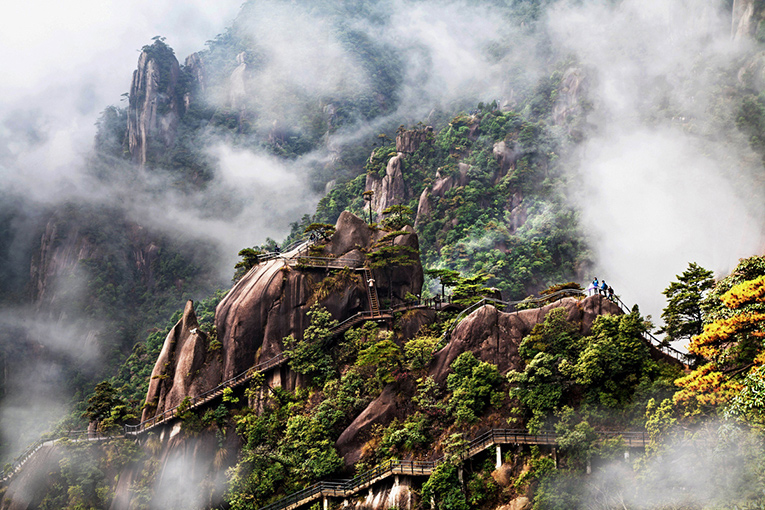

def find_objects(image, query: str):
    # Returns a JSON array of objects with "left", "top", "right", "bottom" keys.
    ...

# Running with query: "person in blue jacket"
[
  {"left": 588, "top": 277, "right": 599, "bottom": 296},
  {"left": 600, "top": 280, "right": 608, "bottom": 296}
]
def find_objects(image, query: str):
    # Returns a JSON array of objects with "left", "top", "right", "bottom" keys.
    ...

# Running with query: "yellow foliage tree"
[{"left": 674, "top": 268, "right": 765, "bottom": 418}]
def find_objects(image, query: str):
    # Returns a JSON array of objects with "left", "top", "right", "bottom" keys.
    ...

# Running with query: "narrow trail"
[
  {"left": 1, "top": 240, "right": 685, "bottom": 487},
  {"left": 259, "top": 428, "right": 649, "bottom": 510}
]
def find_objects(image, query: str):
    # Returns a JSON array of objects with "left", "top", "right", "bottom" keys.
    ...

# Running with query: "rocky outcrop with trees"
[{"left": 142, "top": 211, "right": 423, "bottom": 419}]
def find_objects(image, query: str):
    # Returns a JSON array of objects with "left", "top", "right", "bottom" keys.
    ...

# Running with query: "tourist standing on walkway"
[{"left": 587, "top": 277, "right": 599, "bottom": 296}]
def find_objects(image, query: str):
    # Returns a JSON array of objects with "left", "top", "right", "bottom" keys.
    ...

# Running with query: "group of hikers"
[{"left": 587, "top": 277, "right": 616, "bottom": 302}]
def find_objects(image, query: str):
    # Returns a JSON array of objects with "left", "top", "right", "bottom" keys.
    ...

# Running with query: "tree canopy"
[{"left": 659, "top": 262, "right": 714, "bottom": 346}]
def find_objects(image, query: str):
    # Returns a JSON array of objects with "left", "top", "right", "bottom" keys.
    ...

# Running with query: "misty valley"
[{"left": 2, "top": 1, "right": 765, "bottom": 509}]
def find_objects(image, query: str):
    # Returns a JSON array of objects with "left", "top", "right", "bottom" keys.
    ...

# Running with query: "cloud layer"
[{"left": 548, "top": 0, "right": 765, "bottom": 327}]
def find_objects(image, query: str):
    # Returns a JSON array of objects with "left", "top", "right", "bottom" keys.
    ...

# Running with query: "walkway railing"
[
  {"left": 608, "top": 295, "right": 692, "bottom": 365},
  {"left": 440, "top": 289, "right": 585, "bottom": 343},
  {"left": 285, "top": 256, "right": 365, "bottom": 270},
  {"left": 1, "top": 429, "right": 120, "bottom": 484},
  {"left": 253, "top": 238, "right": 314, "bottom": 265},
  {"left": 259, "top": 428, "right": 648, "bottom": 510},
  {"left": 0, "top": 284, "right": 685, "bottom": 488},
  {"left": 125, "top": 352, "right": 288, "bottom": 436},
  {"left": 440, "top": 290, "right": 690, "bottom": 366}
]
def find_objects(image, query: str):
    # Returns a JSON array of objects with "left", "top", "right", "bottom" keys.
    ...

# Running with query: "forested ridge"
[{"left": 3, "top": 0, "right": 765, "bottom": 509}]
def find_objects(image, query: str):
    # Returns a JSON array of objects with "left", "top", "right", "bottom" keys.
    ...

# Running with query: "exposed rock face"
[
  {"left": 365, "top": 153, "right": 407, "bottom": 220},
  {"left": 493, "top": 140, "right": 521, "bottom": 174},
  {"left": 143, "top": 212, "right": 424, "bottom": 417},
  {"left": 127, "top": 41, "right": 181, "bottom": 166},
  {"left": 552, "top": 67, "right": 588, "bottom": 131},
  {"left": 732, "top": 0, "right": 759, "bottom": 41},
  {"left": 507, "top": 191, "right": 526, "bottom": 235},
  {"left": 141, "top": 300, "right": 208, "bottom": 422},
  {"left": 347, "top": 478, "right": 414, "bottom": 509},
  {"left": 0, "top": 444, "right": 62, "bottom": 510},
  {"left": 496, "top": 497, "right": 532, "bottom": 510},
  {"left": 396, "top": 126, "right": 432, "bottom": 153},
  {"left": 414, "top": 165, "right": 471, "bottom": 228},
  {"left": 336, "top": 384, "right": 406, "bottom": 464},
  {"left": 336, "top": 296, "right": 622, "bottom": 463},
  {"left": 113, "top": 427, "right": 239, "bottom": 509},
  {"left": 183, "top": 52, "right": 205, "bottom": 110},
  {"left": 228, "top": 52, "right": 248, "bottom": 110},
  {"left": 430, "top": 295, "right": 621, "bottom": 381},
  {"left": 30, "top": 213, "right": 166, "bottom": 307},
  {"left": 364, "top": 127, "right": 436, "bottom": 224},
  {"left": 414, "top": 188, "right": 431, "bottom": 228},
  {"left": 29, "top": 218, "right": 97, "bottom": 305},
  {"left": 0, "top": 426, "right": 238, "bottom": 510}
]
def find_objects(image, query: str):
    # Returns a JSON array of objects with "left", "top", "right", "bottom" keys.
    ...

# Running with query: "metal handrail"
[
  {"left": 126, "top": 352, "right": 287, "bottom": 435},
  {"left": 286, "top": 256, "right": 366, "bottom": 269},
  {"left": 440, "top": 289, "right": 585, "bottom": 342},
  {"left": 0, "top": 429, "right": 123, "bottom": 484},
  {"left": 254, "top": 238, "right": 314, "bottom": 264},
  {"left": 257, "top": 427, "right": 648, "bottom": 510},
  {"left": 608, "top": 295, "right": 691, "bottom": 364}
]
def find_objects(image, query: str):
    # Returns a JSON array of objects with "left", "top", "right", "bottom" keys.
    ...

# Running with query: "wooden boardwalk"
[{"left": 260, "top": 429, "right": 649, "bottom": 510}]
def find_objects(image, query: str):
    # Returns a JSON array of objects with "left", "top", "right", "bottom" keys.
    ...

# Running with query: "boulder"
[
  {"left": 496, "top": 497, "right": 532, "bottom": 510},
  {"left": 414, "top": 188, "right": 431, "bottom": 228},
  {"left": 493, "top": 140, "right": 521, "bottom": 174},
  {"left": 335, "top": 295, "right": 622, "bottom": 465},
  {"left": 430, "top": 295, "right": 622, "bottom": 384},
  {"left": 141, "top": 300, "right": 209, "bottom": 421},
  {"left": 325, "top": 211, "right": 374, "bottom": 256},
  {"left": 336, "top": 385, "right": 406, "bottom": 465},
  {"left": 143, "top": 212, "right": 424, "bottom": 418}
]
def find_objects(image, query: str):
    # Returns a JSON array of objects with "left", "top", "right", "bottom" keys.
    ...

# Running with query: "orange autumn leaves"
[
  {"left": 689, "top": 312, "right": 765, "bottom": 359},
  {"left": 675, "top": 275, "right": 765, "bottom": 417},
  {"left": 720, "top": 275, "right": 765, "bottom": 309},
  {"left": 690, "top": 275, "right": 765, "bottom": 357}
]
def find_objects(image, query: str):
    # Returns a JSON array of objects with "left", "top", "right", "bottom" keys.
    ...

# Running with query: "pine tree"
[{"left": 660, "top": 262, "right": 714, "bottom": 345}]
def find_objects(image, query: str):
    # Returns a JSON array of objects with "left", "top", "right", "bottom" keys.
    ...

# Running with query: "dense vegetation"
[
  {"left": 312, "top": 101, "right": 591, "bottom": 300},
  {"left": 8, "top": 0, "right": 765, "bottom": 509}
]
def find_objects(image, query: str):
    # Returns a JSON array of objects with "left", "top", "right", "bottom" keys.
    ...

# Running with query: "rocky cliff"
[
  {"left": 29, "top": 212, "right": 161, "bottom": 308},
  {"left": 372, "top": 123, "right": 532, "bottom": 241},
  {"left": 127, "top": 39, "right": 182, "bottom": 166},
  {"left": 732, "top": 0, "right": 765, "bottom": 41},
  {"left": 335, "top": 294, "right": 622, "bottom": 465},
  {"left": 183, "top": 52, "right": 206, "bottom": 110},
  {"left": 142, "top": 211, "right": 423, "bottom": 420}
]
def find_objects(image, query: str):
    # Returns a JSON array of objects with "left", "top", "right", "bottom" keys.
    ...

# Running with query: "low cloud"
[
  {"left": 547, "top": 0, "right": 765, "bottom": 326},
  {"left": 582, "top": 423, "right": 763, "bottom": 508}
]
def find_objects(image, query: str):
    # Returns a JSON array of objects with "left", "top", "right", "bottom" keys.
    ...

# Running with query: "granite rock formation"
[
  {"left": 336, "top": 295, "right": 622, "bottom": 464},
  {"left": 127, "top": 40, "right": 181, "bottom": 166},
  {"left": 142, "top": 211, "right": 423, "bottom": 419}
]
